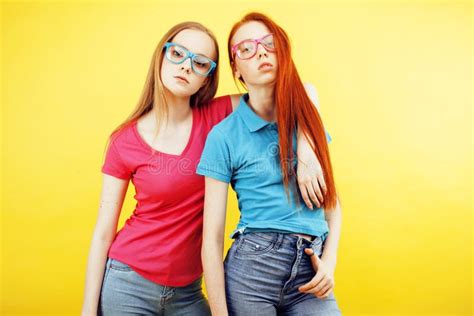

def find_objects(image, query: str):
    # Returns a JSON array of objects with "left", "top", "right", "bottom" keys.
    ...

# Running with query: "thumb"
[{"left": 304, "top": 248, "right": 320, "bottom": 267}]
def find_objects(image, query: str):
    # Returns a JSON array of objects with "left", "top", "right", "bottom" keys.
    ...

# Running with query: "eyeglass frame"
[
  {"left": 231, "top": 33, "right": 275, "bottom": 60},
  {"left": 163, "top": 42, "right": 217, "bottom": 77}
]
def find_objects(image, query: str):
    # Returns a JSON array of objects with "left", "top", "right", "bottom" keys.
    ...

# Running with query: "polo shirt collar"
[{"left": 236, "top": 93, "right": 276, "bottom": 132}]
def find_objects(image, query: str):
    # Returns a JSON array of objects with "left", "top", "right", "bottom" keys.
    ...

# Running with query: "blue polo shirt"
[{"left": 196, "top": 93, "right": 332, "bottom": 239}]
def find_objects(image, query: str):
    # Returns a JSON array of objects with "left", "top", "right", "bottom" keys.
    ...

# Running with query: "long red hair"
[{"left": 228, "top": 12, "right": 337, "bottom": 210}]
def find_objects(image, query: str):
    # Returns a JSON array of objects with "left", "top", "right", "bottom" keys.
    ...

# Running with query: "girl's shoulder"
[
  {"left": 199, "top": 95, "right": 233, "bottom": 127},
  {"left": 202, "top": 94, "right": 232, "bottom": 111},
  {"left": 108, "top": 121, "right": 137, "bottom": 147}
]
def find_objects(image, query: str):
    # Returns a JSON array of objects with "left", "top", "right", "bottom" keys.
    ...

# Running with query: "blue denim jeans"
[
  {"left": 99, "top": 257, "right": 210, "bottom": 316},
  {"left": 223, "top": 232, "right": 342, "bottom": 315}
]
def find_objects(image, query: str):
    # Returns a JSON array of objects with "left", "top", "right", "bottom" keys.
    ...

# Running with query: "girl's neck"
[
  {"left": 246, "top": 85, "right": 276, "bottom": 122},
  {"left": 162, "top": 87, "right": 193, "bottom": 125},
  {"left": 143, "top": 88, "right": 192, "bottom": 136}
]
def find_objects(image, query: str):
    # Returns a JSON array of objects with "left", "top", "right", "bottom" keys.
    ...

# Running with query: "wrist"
[
  {"left": 321, "top": 254, "right": 337, "bottom": 267},
  {"left": 297, "top": 130, "right": 314, "bottom": 147},
  {"left": 81, "top": 304, "right": 97, "bottom": 316}
]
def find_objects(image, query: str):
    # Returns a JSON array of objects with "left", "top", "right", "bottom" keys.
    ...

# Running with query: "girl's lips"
[
  {"left": 174, "top": 76, "right": 189, "bottom": 84},
  {"left": 258, "top": 62, "right": 273, "bottom": 70}
]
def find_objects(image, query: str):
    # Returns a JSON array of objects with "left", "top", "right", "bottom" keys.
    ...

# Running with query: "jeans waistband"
[{"left": 236, "top": 231, "right": 328, "bottom": 250}]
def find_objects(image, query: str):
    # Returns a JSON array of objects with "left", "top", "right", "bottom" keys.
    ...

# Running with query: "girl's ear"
[{"left": 232, "top": 61, "right": 242, "bottom": 80}]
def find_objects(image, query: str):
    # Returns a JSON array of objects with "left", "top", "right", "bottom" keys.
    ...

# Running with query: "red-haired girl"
[{"left": 198, "top": 13, "right": 342, "bottom": 315}]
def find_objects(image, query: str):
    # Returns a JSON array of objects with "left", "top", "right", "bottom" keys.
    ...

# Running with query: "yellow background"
[{"left": 1, "top": 0, "right": 472, "bottom": 315}]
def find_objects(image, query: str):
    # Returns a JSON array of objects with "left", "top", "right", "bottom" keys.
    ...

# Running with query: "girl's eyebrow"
[
  {"left": 235, "top": 33, "right": 272, "bottom": 44},
  {"left": 233, "top": 37, "right": 256, "bottom": 46},
  {"left": 173, "top": 42, "right": 212, "bottom": 59}
]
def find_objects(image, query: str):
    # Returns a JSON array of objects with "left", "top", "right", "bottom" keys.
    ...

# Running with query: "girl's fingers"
[
  {"left": 311, "top": 178, "right": 324, "bottom": 206},
  {"left": 306, "top": 183, "right": 320, "bottom": 208},
  {"left": 309, "top": 277, "right": 329, "bottom": 294},
  {"left": 299, "top": 183, "right": 313, "bottom": 209},
  {"left": 318, "top": 174, "right": 328, "bottom": 195},
  {"left": 316, "top": 283, "right": 333, "bottom": 299},
  {"left": 298, "top": 273, "right": 324, "bottom": 292},
  {"left": 304, "top": 248, "right": 321, "bottom": 270},
  {"left": 314, "top": 281, "right": 332, "bottom": 296}
]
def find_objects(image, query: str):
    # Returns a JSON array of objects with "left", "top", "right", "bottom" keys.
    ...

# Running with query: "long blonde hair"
[{"left": 109, "top": 21, "right": 219, "bottom": 143}]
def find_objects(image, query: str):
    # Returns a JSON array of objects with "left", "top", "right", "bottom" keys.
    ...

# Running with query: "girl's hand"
[
  {"left": 298, "top": 248, "right": 335, "bottom": 299},
  {"left": 296, "top": 142, "right": 326, "bottom": 209}
]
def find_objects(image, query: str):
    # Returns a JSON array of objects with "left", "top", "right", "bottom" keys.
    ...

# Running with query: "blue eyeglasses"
[{"left": 163, "top": 42, "right": 217, "bottom": 77}]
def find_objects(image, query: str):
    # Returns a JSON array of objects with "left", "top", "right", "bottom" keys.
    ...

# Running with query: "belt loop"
[
  {"left": 275, "top": 233, "right": 284, "bottom": 250},
  {"left": 296, "top": 237, "right": 303, "bottom": 249},
  {"left": 322, "top": 231, "right": 328, "bottom": 243},
  {"left": 229, "top": 226, "right": 246, "bottom": 239}
]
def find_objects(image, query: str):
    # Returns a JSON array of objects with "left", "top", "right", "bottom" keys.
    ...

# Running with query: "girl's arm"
[
  {"left": 299, "top": 198, "right": 342, "bottom": 299},
  {"left": 81, "top": 174, "right": 129, "bottom": 316},
  {"left": 301, "top": 82, "right": 342, "bottom": 265},
  {"left": 322, "top": 198, "right": 342, "bottom": 268},
  {"left": 201, "top": 177, "right": 230, "bottom": 316},
  {"left": 296, "top": 82, "right": 328, "bottom": 209}
]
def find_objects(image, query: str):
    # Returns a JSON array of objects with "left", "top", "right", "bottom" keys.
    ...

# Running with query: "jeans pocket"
[
  {"left": 101, "top": 258, "right": 112, "bottom": 288},
  {"left": 109, "top": 258, "right": 133, "bottom": 272},
  {"left": 236, "top": 233, "right": 275, "bottom": 255}
]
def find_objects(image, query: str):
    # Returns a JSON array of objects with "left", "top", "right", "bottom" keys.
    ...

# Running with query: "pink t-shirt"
[{"left": 101, "top": 95, "right": 232, "bottom": 287}]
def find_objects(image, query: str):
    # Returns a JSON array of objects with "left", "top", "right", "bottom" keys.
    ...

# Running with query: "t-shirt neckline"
[{"left": 132, "top": 107, "right": 197, "bottom": 158}]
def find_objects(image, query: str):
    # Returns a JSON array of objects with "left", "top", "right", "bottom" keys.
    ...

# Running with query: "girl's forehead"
[
  {"left": 172, "top": 29, "right": 216, "bottom": 59},
  {"left": 232, "top": 21, "right": 271, "bottom": 45}
]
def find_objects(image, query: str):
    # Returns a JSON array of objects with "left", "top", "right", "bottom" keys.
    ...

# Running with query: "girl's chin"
[
  {"left": 163, "top": 84, "right": 196, "bottom": 97},
  {"left": 247, "top": 79, "right": 276, "bottom": 87},
  {"left": 243, "top": 74, "right": 276, "bottom": 86}
]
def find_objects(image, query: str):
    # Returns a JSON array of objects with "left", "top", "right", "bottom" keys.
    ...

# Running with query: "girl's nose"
[
  {"left": 257, "top": 43, "right": 269, "bottom": 59},
  {"left": 180, "top": 57, "right": 193, "bottom": 74},
  {"left": 181, "top": 65, "right": 191, "bottom": 74}
]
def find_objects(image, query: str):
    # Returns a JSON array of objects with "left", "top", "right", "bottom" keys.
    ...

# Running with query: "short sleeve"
[
  {"left": 304, "top": 82, "right": 320, "bottom": 110},
  {"left": 196, "top": 128, "right": 233, "bottom": 183},
  {"left": 201, "top": 95, "right": 233, "bottom": 127},
  {"left": 325, "top": 130, "right": 332, "bottom": 144},
  {"left": 304, "top": 83, "right": 331, "bottom": 143},
  {"left": 101, "top": 141, "right": 132, "bottom": 180}
]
